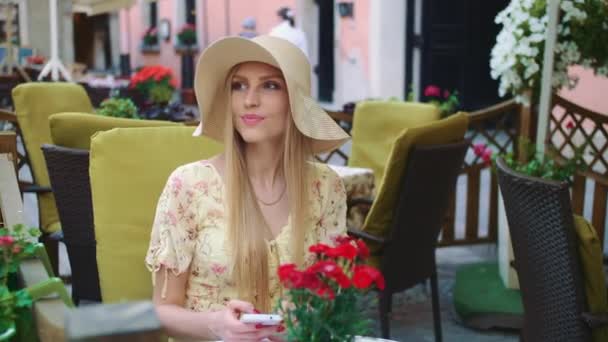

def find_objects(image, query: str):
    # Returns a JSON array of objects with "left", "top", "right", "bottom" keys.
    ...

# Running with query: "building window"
[
  {"left": 149, "top": 2, "right": 157, "bottom": 28},
  {"left": 185, "top": 0, "right": 195, "bottom": 25}
]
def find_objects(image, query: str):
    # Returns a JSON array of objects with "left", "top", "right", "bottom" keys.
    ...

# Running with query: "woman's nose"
[{"left": 244, "top": 88, "right": 260, "bottom": 108}]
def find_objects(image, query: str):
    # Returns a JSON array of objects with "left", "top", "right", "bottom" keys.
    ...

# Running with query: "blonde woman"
[{"left": 145, "top": 36, "right": 350, "bottom": 342}]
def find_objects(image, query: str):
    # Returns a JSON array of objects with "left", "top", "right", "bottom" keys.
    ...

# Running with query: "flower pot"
[{"left": 181, "top": 88, "right": 197, "bottom": 105}]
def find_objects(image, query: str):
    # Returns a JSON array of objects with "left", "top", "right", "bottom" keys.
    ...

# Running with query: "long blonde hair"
[{"left": 223, "top": 65, "right": 313, "bottom": 311}]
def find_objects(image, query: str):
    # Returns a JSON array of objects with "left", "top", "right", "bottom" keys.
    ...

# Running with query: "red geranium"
[{"left": 277, "top": 236, "right": 384, "bottom": 341}]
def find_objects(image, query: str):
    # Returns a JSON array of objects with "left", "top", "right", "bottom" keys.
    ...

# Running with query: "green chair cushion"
[
  {"left": 12, "top": 82, "right": 94, "bottom": 233},
  {"left": 363, "top": 112, "right": 469, "bottom": 254},
  {"left": 348, "top": 101, "right": 440, "bottom": 189},
  {"left": 573, "top": 215, "right": 608, "bottom": 342},
  {"left": 49, "top": 112, "right": 180, "bottom": 150},
  {"left": 89, "top": 126, "right": 222, "bottom": 302}
]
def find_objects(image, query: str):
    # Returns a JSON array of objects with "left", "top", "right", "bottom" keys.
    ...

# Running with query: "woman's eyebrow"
[{"left": 232, "top": 74, "right": 284, "bottom": 81}]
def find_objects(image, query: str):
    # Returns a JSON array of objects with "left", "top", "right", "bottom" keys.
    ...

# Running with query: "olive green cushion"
[
  {"left": 348, "top": 101, "right": 440, "bottom": 189},
  {"left": 572, "top": 215, "right": 608, "bottom": 342},
  {"left": 363, "top": 112, "right": 469, "bottom": 255},
  {"left": 89, "top": 126, "right": 223, "bottom": 302},
  {"left": 13, "top": 83, "right": 94, "bottom": 233},
  {"left": 49, "top": 112, "right": 180, "bottom": 150}
]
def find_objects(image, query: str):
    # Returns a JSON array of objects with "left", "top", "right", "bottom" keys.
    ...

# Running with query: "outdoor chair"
[
  {"left": 41, "top": 113, "right": 179, "bottom": 305},
  {"left": 41, "top": 144, "right": 99, "bottom": 306},
  {"left": 348, "top": 113, "right": 470, "bottom": 340},
  {"left": 496, "top": 158, "right": 608, "bottom": 342},
  {"left": 89, "top": 126, "right": 222, "bottom": 302},
  {"left": 12, "top": 82, "right": 95, "bottom": 273},
  {"left": 348, "top": 101, "right": 440, "bottom": 189}
]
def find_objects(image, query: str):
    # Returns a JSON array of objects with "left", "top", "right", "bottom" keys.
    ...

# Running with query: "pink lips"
[{"left": 241, "top": 114, "right": 265, "bottom": 126}]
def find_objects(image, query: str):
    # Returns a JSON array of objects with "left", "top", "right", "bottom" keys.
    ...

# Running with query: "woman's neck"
[{"left": 244, "top": 141, "right": 284, "bottom": 189}]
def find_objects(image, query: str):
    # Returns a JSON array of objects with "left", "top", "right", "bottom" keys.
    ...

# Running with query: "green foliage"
[
  {"left": 97, "top": 98, "right": 140, "bottom": 119},
  {"left": 498, "top": 137, "right": 587, "bottom": 183},
  {"left": 149, "top": 84, "right": 174, "bottom": 105},
  {"left": 0, "top": 225, "right": 41, "bottom": 331}
]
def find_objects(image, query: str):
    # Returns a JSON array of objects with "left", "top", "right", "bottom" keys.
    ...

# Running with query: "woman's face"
[{"left": 231, "top": 62, "right": 290, "bottom": 145}]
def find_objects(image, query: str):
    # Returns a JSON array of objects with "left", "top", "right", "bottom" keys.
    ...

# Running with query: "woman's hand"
[{"left": 209, "top": 299, "right": 279, "bottom": 342}]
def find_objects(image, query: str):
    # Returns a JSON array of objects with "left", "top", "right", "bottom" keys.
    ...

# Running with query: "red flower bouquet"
[
  {"left": 277, "top": 236, "right": 384, "bottom": 341},
  {"left": 129, "top": 65, "right": 177, "bottom": 105}
]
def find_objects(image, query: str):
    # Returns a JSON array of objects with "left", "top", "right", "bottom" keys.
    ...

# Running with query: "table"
[{"left": 329, "top": 164, "right": 375, "bottom": 229}]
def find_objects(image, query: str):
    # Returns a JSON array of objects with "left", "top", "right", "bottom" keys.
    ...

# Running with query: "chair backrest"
[
  {"left": 381, "top": 140, "right": 468, "bottom": 292},
  {"left": 496, "top": 158, "right": 591, "bottom": 342},
  {"left": 12, "top": 82, "right": 94, "bottom": 233},
  {"left": 41, "top": 144, "right": 101, "bottom": 303},
  {"left": 49, "top": 112, "right": 179, "bottom": 150},
  {"left": 348, "top": 101, "right": 440, "bottom": 189},
  {"left": 362, "top": 113, "right": 469, "bottom": 243},
  {"left": 89, "top": 126, "right": 223, "bottom": 302}
]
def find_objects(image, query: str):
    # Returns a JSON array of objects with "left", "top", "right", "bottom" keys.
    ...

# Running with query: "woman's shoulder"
[
  {"left": 309, "top": 162, "right": 340, "bottom": 182},
  {"left": 169, "top": 155, "right": 223, "bottom": 184}
]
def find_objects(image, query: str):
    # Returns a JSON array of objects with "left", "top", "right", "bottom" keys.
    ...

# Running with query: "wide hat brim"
[{"left": 193, "top": 36, "right": 350, "bottom": 154}]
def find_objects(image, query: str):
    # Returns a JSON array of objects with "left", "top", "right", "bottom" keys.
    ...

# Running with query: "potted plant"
[
  {"left": 176, "top": 23, "right": 197, "bottom": 46},
  {"left": 141, "top": 27, "right": 159, "bottom": 52},
  {"left": 277, "top": 236, "right": 385, "bottom": 341},
  {"left": 97, "top": 98, "right": 140, "bottom": 119},
  {"left": 129, "top": 65, "right": 177, "bottom": 119}
]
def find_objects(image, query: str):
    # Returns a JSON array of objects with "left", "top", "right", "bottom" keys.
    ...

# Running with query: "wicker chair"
[
  {"left": 41, "top": 144, "right": 101, "bottom": 305},
  {"left": 496, "top": 158, "right": 608, "bottom": 341},
  {"left": 349, "top": 140, "right": 468, "bottom": 341}
]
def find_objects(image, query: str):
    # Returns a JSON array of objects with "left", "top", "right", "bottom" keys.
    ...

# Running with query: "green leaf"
[{"left": 13, "top": 290, "right": 32, "bottom": 309}]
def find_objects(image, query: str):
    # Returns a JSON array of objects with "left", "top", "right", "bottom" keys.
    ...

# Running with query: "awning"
[{"left": 72, "top": 0, "right": 135, "bottom": 16}]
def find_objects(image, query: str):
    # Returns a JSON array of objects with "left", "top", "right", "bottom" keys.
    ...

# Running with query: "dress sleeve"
[
  {"left": 145, "top": 165, "right": 202, "bottom": 290},
  {"left": 316, "top": 165, "right": 348, "bottom": 244}
]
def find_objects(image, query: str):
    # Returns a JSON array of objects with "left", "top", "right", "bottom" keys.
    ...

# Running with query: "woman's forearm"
[{"left": 156, "top": 304, "right": 220, "bottom": 340}]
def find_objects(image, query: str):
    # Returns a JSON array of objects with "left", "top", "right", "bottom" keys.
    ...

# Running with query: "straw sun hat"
[{"left": 192, "top": 35, "right": 350, "bottom": 154}]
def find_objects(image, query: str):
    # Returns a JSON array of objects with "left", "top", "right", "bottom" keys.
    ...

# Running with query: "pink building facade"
[{"left": 116, "top": 0, "right": 607, "bottom": 113}]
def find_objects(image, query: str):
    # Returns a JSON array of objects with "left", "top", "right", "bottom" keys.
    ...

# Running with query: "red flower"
[
  {"left": 355, "top": 239, "right": 370, "bottom": 259},
  {"left": 443, "top": 90, "right": 450, "bottom": 99},
  {"left": 473, "top": 143, "right": 486, "bottom": 157},
  {"left": 482, "top": 149, "right": 493, "bottom": 166},
  {"left": 352, "top": 265, "right": 385, "bottom": 290},
  {"left": 424, "top": 85, "right": 441, "bottom": 98},
  {"left": 12, "top": 245, "right": 21, "bottom": 254},
  {"left": 333, "top": 235, "right": 353, "bottom": 245},
  {"left": 566, "top": 120, "right": 575, "bottom": 130},
  {"left": 307, "top": 260, "right": 351, "bottom": 289},
  {"left": 309, "top": 243, "right": 331, "bottom": 255},
  {"left": 0, "top": 236, "right": 14, "bottom": 247},
  {"left": 315, "top": 285, "right": 335, "bottom": 300},
  {"left": 326, "top": 243, "right": 358, "bottom": 260}
]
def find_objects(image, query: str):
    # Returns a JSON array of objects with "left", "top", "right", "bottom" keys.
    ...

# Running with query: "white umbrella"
[
  {"left": 38, "top": 0, "right": 135, "bottom": 81},
  {"left": 535, "top": 0, "right": 561, "bottom": 156}
]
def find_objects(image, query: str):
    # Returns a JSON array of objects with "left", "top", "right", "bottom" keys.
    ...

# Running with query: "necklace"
[{"left": 256, "top": 184, "right": 287, "bottom": 206}]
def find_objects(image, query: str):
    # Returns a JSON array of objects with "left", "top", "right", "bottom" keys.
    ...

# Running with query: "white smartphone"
[{"left": 239, "top": 313, "right": 283, "bottom": 326}]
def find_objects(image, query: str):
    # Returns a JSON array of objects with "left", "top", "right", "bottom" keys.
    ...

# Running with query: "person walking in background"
[
  {"left": 238, "top": 17, "right": 258, "bottom": 39},
  {"left": 269, "top": 6, "right": 309, "bottom": 58}
]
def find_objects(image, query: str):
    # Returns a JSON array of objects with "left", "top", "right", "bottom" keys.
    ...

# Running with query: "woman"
[{"left": 145, "top": 36, "right": 350, "bottom": 341}]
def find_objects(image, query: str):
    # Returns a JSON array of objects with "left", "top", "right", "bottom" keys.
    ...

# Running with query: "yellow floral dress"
[{"left": 145, "top": 160, "right": 347, "bottom": 316}]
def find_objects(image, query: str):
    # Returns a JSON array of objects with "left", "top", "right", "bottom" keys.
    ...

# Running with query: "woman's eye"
[
  {"left": 264, "top": 81, "right": 281, "bottom": 90},
  {"left": 231, "top": 82, "right": 246, "bottom": 91}
]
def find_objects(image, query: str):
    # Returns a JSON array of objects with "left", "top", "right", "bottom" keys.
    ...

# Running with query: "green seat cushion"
[
  {"left": 348, "top": 101, "right": 440, "bottom": 190},
  {"left": 363, "top": 113, "right": 469, "bottom": 254},
  {"left": 89, "top": 126, "right": 222, "bottom": 302},
  {"left": 13, "top": 82, "right": 94, "bottom": 233},
  {"left": 50, "top": 112, "right": 180, "bottom": 149},
  {"left": 573, "top": 215, "right": 608, "bottom": 342}
]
